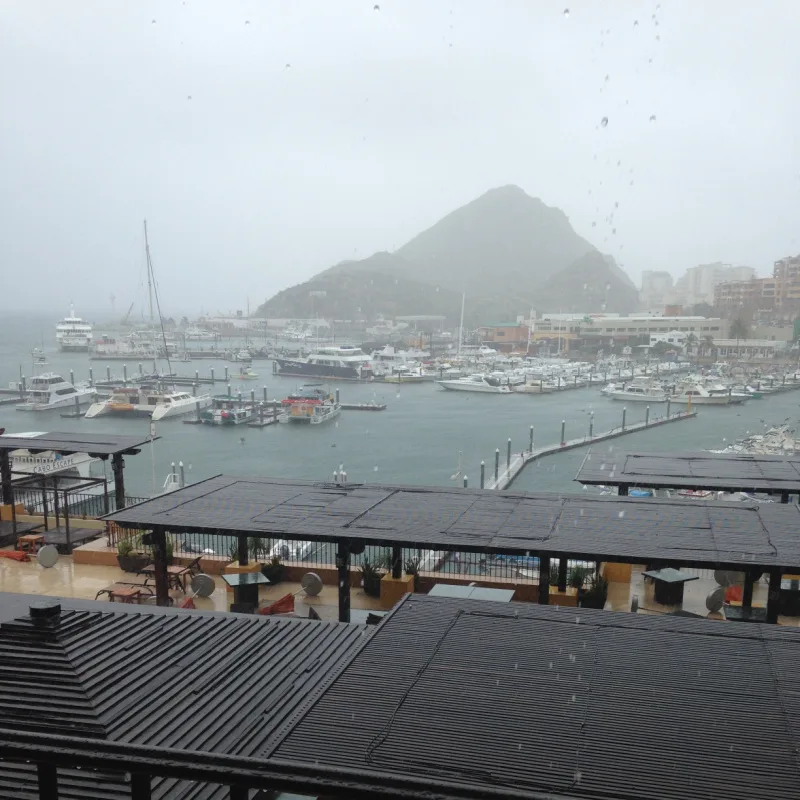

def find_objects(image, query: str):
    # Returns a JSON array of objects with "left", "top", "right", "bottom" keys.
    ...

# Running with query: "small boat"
[
  {"left": 606, "top": 379, "right": 668, "bottom": 403},
  {"left": 279, "top": 385, "right": 341, "bottom": 425},
  {"left": 384, "top": 366, "right": 427, "bottom": 384},
  {"left": 435, "top": 374, "right": 514, "bottom": 394},
  {"left": 237, "top": 366, "right": 259, "bottom": 380},
  {"left": 199, "top": 394, "right": 254, "bottom": 425},
  {"left": 672, "top": 384, "right": 745, "bottom": 405},
  {"left": 16, "top": 373, "right": 97, "bottom": 412},
  {"left": 30, "top": 348, "right": 48, "bottom": 367}
]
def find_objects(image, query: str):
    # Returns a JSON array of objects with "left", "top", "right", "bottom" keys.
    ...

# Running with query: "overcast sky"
[{"left": 1, "top": 1, "right": 798, "bottom": 316}]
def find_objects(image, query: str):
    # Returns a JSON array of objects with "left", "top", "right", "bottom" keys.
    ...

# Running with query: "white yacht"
[
  {"left": 606, "top": 379, "right": 668, "bottom": 403},
  {"left": 672, "top": 383, "right": 745, "bottom": 405},
  {"left": 275, "top": 345, "right": 374, "bottom": 381},
  {"left": 15, "top": 373, "right": 97, "bottom": 411},
  {"left": 183, "top": 327, "right": 216, "bottom": 341},
  {"left": 85, "top": 387, "right": 211, "bottom": 420},
  {"left": 435, "top": 374, "right": 514, "bottom": 393},
  {"left": 55, "top": 306, "right": 92, "bottom": 351}
]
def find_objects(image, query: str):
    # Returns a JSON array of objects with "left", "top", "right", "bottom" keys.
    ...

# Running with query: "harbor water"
[{"left": 2, "top": 313, "right": 798, "bottom": 498}]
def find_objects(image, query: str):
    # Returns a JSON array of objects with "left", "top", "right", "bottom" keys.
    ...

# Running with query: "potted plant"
[
  {"left": 404, "top": 556, "right": 421, "bottom": 592},
  {"left": 360, "top": 555, "right": 386, "bottom": 598},
  {"left": 579, "top": 573, "right": 609, "bottom": 609},
  {"left": 261, "top": 555, "right": 286, "bottom": 585},
  {"left": 117, "top": 536, "right": 150, "bottom": 573},
  {"left": 568, "top": 565, "right": 591, "bottom": 593}
]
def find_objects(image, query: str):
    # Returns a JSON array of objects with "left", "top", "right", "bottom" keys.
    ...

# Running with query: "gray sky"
[{"left": 1, "top": 1, "right": 798, "bottom": 316}]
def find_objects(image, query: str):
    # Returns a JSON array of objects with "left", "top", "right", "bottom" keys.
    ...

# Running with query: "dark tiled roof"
[
  {"left": 575, "top": 450, "right": 800, "bottom": 493},
  {"left": 0, "top": 606, "right": 363, "bottom": 799},
  {"left": 106, "top": 475, "right": 800, "bottom": 570},
  {"left": 0, "top": 431, "right": 156, "bottom": 457},
  {"left": 275, "top": 594, "right": 800, "bottom": 800}
]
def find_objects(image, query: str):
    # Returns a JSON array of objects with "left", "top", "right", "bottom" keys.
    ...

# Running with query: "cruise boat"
[
  {"left": 279, "top": 385, "right": 341, "bottom": 425},
  {"left": 606, "top": 379, "right": 668, "bottom": 403},
  {"left": 199, "top": 395, "right": 254, "bottom": 425},
  {"left": 274, "top": 346, "right": 373, "bottom": 381},
  {"left": 55, "top": 306, "right": 92, "bottom": 351},
  {"left": 672, "top": 383, "right": 745, "bottom": 405},
  {"left": 15, "top": 373, "right": 97, "bottom": 411},
  {"left": 85, "top": 387, "right": 212, "bottom": 420},
  {"left": 435, "top": 374, "right": 514, "bottom": 393}
]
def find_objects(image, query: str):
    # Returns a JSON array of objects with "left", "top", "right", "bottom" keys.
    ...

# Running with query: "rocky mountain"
[{"left": 255, "top": 185, "right": 638, "bottom": 322}]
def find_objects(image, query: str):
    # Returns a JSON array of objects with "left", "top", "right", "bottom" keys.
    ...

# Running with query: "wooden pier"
[{"left": 484, "top": 410, "right": 698, "bottom": 491}]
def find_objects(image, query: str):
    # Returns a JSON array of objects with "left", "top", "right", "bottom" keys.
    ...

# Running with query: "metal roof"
[
  {"left": 575, "top": 450, "right": 800, "bottom": 493},
  {"left": 106, "top": 475, "right": 800, "bottom": 570},
  {"left": 0, "top": 603, "right": 363, "bottom": 799},
  {"left": 274, "top": 594, "right": 800, "bottom": 800},
  {"left": 0, "top": 431, "right": 157, "bottom": 457}
]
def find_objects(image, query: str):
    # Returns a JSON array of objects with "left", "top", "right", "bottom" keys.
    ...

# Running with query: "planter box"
[
  {"left": 117, "top": 554, "right": 150, "bottom": 573},
  {"left": 362, "top": 573, "right": 384, "bottom": 598},
  {"left": 380, "top": 574, "right": 415, "bottom": 609}
]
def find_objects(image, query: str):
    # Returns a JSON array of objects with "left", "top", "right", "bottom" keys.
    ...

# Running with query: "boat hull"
[
  {"left": 607, "top": 392, "right": 667, "bottom": 403},
  {"left": 274, "top": 359, "right": 371, "bottom": 381},
  {"left": 435, "top": 381, "right": 512, "bottom": 393}
]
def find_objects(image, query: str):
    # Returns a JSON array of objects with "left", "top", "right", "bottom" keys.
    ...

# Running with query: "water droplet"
[
  {"left": 571, "top": 694, "right": 576, "bottom": 703},
  {"left": 373, "top": 465, "right": 379, "bottom": 472},
  {"left": 612, "top": 228, "right": 617, "bottom": 235},
  {"left": 152, "top": 19, "right": 157, "bottom": 24},
  {"left": 729, "top": 745, "right": 734, "bottom": 753},
  {"left": 563, "top": 8, "right": 570, "bottom": 17},
  {"left": 634, "top": 19, "right": 639, "bottom": 26},
  {"left": 245, "top": 20, "right": 250, "bottom": 25},
  {"left": 592, "top": 221, "right": 596, "bottom": 227},
  {"left": 600, "top": 116, "right": 608, "bottom": 128},
  {"left": 569, "top": 654, "right": 576, "bottom": 663},
  {"left": 285, "top": 63, "right": 292, "bottom": 69},
  {"left": 518, "top": 743, "right": 523, "bottom": 751},
  {"left": 395, "top": 393, "right": 400, "bottom": 399},
  {"left": 604, "top": 74, "right": 609, "bottom": 82},
  {"left": 549, "top": 662, "right": 553, "bottom": 669},
  {"left": 374, "top": 3, "right": 380, "bottom": 9},
  {"left": 575, "top": 616, "right": 581, "bottom": 624},
  {"left": 574, "top": 771, "right": 582, "bottom": 785},
  {"left": 496, "top": 679, "right": 500, "bottom": 686},
  {"left": 656, "top": 34, "right": 661, "bottom": 40}
]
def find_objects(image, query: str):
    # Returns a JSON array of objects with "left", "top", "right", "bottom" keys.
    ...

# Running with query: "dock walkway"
[{"left": 485, "top": 410, "right": 697, "bottom": 490}]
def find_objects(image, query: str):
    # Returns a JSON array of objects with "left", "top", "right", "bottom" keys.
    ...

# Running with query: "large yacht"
[
  {"left": 274, "top": 346, "right": 373, "bottom": 381},
  {"left": 55, "top": 306, "right": 92, "bottom": 351},
  {"left": 85, "top": 387, "right": 211, "bottom": 420},
  {"left": 672, "top": 383, "right": 746, "bottom": 405},
  {"left": 605, "top": 378, "right": 668, "bottom": 403},
  {"left": 435, "top": 374, "right": 514, "bottom": 393},
  {"left": 15, "top": 373, "right": 97, "bottom": 411}
]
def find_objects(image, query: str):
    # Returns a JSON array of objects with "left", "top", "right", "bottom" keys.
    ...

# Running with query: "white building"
[
  {"left": 649, "top": 330, "right": 689, "bottom": 347},
  {"left": 673, "top": 263, "right": 755, "bottom": 308}
]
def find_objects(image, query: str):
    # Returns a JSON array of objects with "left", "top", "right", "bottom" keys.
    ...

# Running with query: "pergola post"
[
  {"left": 557, "top": 556, "right": 568, "bottom": 592},
  {"left": 781, "top": 492, "right": 790, "bottom": 504},
  {"left": 37, "top": 762, "right": 58, "bottom": 800},
  {"left": 336, "top": 540, "right": 351, "bottom": 623},
  {"left": 391, "top": 545, "right": 402, "bottom": 579},
  {"left": 0, "top": 450, "right": 12, "bottom": 505},
  {"left": 151, "top": 528, "right": 170, "bottom": 607},
  {"left": 538, "top": 555, "right": 550, "bottom": 605},
  {"left": 111, "top": 454, "right": 126, "bottom": 511},
  {"left": 742, "top": 570, "right": 755, "bottom": 609},
  {"left": 237, "top": 534, "right": 248, "bottom": 566},
  {"left": 766, "top": 568, "right": 782, "bottom": 624},
  {"left": 618, "top": 485, "right": 629, "bottom": 497}
]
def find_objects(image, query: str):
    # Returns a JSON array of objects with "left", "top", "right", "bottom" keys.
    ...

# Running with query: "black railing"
[{"left": 13, "top": 489, "right": 148, "bottom": 521}]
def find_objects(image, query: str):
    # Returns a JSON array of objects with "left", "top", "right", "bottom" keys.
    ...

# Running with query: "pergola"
[
  {"left": 574, "top": 450, "right": 800, "bottom": 501},
  {"left": 0, "top": 432, "right": 158, "bottom": 514},
  {"left": 106, "top": 475, "right": 800, "bottom": 623}
]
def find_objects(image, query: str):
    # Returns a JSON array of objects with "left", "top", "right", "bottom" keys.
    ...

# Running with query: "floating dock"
[{"left": 484, "top": 410, "right": 698, "bottom": 491}]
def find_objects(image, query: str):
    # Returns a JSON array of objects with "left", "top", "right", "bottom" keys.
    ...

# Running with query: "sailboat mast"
[
  {"left": 144, "top": 220, "right": 154, "bottom": 324},
  {"left": 457, "top": 291, "right": 465, "bottom": 357}
]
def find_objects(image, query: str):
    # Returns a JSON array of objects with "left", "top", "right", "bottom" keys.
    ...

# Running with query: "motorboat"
[
  {"left": 274, "top": 345, "right": 373, "bottom": 381},
  {"left": 279, "top": 385, "right": 341, "bottom": 425},
  {"left": 15, "top": 373, "right": 97, "bottom": 411},
  {"left": 605, "top": 379, "right": 668, "bottom": 403},
  {"left": 56, "top": 306, "right": 92, "bottom": 351},
  {"left": 672, "top": 383, "right": 745, "bottom": 405},
  {"left": 435, "top": 374, "right": 514, "bottom": 393},
  {"left": 705, "top": 383, "right": 752, "bottom": 402},
  {"left": 384, "top": 366, "right": 428, "bottom": 384},
  {"left": 237, "top": 366, "right": 259, "bottom": 380},
  {"left": 199, "top": 395, "right": 254, "bottom": 425}
]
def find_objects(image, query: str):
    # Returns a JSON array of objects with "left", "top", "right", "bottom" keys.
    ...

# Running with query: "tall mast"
[
  {"left": 144, "top": 220, "right": 154, "bottom": 324},
  {"left": 457, "top": 291, "right": 465, "bottom": 357}
]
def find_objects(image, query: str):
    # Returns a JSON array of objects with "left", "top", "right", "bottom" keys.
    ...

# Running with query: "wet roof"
[
  {"left": 0, "top": 603, "right": 363, "bottom": 799},
  {"left": 275, "top": 594, "right": 800, "bottom": 800},
  {"left": 575, "top": 450, "right": 800, "bottom": 493},
  {"left": 0, "top": 431, "right": 157, "bottom": 457},
  {"left": 106, "top": 475, "right": 800, "bottom": 570}
]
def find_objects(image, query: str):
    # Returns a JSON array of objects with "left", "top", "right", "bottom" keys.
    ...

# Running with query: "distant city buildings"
[
  {"left": 639, "top": 270, "right": 674, "bottom": 310},
  {"left": 672, "top": 263, "right": 755, "bottom": 308},
  {"left": 714, "top": 255, "right": 800, "bottom": 314}
]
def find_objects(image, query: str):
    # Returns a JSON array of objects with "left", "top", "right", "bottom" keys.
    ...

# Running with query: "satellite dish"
[
  {"left": 37, "top": 545, "right": 59, "bottom": 568},
  {"left": 714, "top": 570, "right": 743, "bottom": 588},
  {"left": 706, "top": 586, "right": 725, "bottom": 613},
  {"left": 190, "top": 574, "right": 216, "bottom": 598},
  {"left": 300, "top": 572, "right": 323, "bottom": 597}
]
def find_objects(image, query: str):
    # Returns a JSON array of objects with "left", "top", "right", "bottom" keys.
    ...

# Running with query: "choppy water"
[{"left": 2, "top": 312, "right": 798, "bottom": 497}]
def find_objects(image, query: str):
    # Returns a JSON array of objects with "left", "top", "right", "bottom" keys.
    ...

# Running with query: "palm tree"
[
  {"left": 730, "top": 318, "right": 749, "bottom": 341},
  {"left": 703, "top": 334, "right": 715, "bottom": 357}
]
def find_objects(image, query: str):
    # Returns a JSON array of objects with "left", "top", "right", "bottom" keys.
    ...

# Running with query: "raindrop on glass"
[
  {"left": 634, "top": 19, "right": 639, "bottom": 26},
  {"left": 569, "top": 653, "right": 576, "bottom": 663},
  {"left": 575, "top": 616, "right": 581, "bottom": 624},
  {"left": 604, "top": 74, "right": 609, "bottom": 82},
  {"left": 563, "top": 8, "right": 570, "bottom": 17},
  {"left": 285, "top": 63, "right": 292, "bottom": 69},
  {"left": 656, "top": 34, "right": 661, "bottom": 41},
  {"left": 612, "top": 228, "right": 617, "bottom": 235},
  {"left": 600, "top": 116, "right": 608, "bottom": 128},
  {"left": 187, "top": 95, "right": 192, "bottom": 100},
  {"left": 152, "top": 19, "right": 157, "bottom": 24},
  {"left": 373, "top": 465, "right": 379, "bottom": 472},
  {"left": 574, "top": 771, "right": 582, "bottom": 785},
  {"left": 592, "top": 221, "right": 596, "bottom": 228},
  {"left": 245, "top": 20, "right": 250, "bottom": 25},
  {"left": 374, "top": 3, "right": 380, "bottom": 9}
]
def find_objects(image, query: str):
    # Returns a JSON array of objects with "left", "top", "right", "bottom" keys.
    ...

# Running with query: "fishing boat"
[
  {"left": 30, "top": 348, "right": 48, "bottom": 367},
  {"left": 151, "top": 391, "right": 212, "bottom": 421},
  {"left": 435, "top": 374, "right": 514, "bottom": 394},
  {"left": 605, "top": 378, "right": 668, "bottom": 403},
  {"left": 237, "top": 366, "right": 259, "bottom": 380},
  {"left": 15, "top": 373, "right": 97, "bottom": 411},
  {"left": 199, "top": 395, "right": 254, "bottom": 425},
  {"left": 279, "top": 385, "right": 341, "bottom": 425},
  {"left": 672, "top": 383, "right": 745, "bottom": 405}
]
